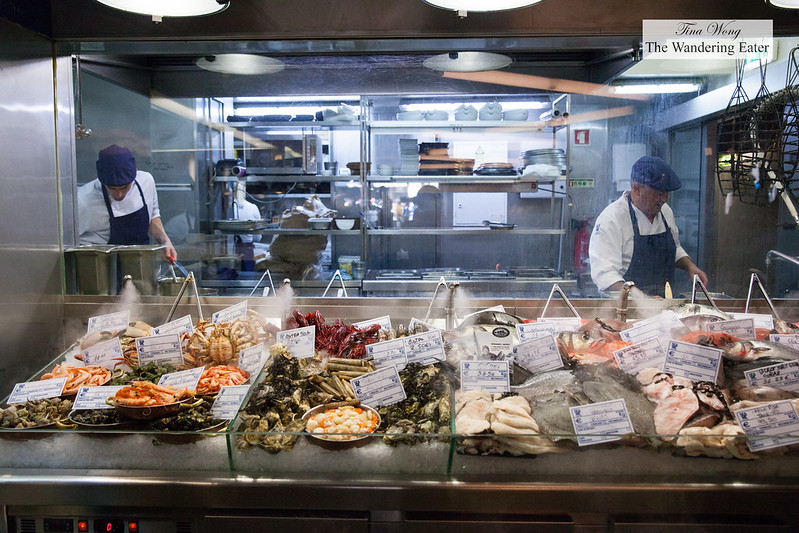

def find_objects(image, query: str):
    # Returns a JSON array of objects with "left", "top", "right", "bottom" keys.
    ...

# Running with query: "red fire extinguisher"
[{"left": 572, "top": 218, "right": 592, "bottom": 275}]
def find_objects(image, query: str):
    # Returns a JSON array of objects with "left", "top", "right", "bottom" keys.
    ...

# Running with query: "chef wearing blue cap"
[
  {"left": 588, "top": 156, "right": 707, "bottom": 296},
  {"left": 78, "top": 145, "right": 177, "bottom": 262}
]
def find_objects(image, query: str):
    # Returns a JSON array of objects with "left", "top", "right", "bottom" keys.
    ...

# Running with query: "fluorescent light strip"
[{"left": 613, "top": 83, "right": 699, "bottom": 95}]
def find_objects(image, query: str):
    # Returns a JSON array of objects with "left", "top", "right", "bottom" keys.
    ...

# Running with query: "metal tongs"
[
  {"left": 540, "top": 283, "right": 581, "bottom": 319},
  {"left": 689, "top": 274, "right": 720, "bottom": 310},
  {"left": 322, "top": 269, "right": 349, "bottom": 298},
  {"left": 165, "top": 260, "right": 203, "bottom": 323},
  {"left": 249, "top": 269, "right": 277, "bottom": 297},
  {"left": 745, "top": 271, "right": 781, "bottom": 319}
]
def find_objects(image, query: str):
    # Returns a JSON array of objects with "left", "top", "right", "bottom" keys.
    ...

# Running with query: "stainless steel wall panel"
[{"left": 0, "top": 19, "right": 64, "bottom": 393}]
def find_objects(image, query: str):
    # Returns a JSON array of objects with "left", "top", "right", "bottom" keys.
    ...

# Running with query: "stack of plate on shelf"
[
  {"left": 519, "top": 148, "right": 567, "bottom": 174},
  {"left": 474, "top": 162, "right": 518, "bottom": 176},
  {"left": 399, "top": 138, "right": 420, "bottom": 176},
  {"left": 417, "top": 142, "right": 474, "bottom": 175}
]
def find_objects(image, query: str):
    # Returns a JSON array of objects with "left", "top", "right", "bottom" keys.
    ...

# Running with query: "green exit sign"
[{"left": 569, "top": 178, "right": 594, "bottom": 188}]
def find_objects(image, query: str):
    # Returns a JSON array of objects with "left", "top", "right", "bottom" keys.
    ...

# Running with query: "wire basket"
[
  {"left": 779, "top": 46, "right": 799, "bottom": 191},
  {"left": 716, "top": 59, "right": 785, "bottom": 206},
  {"left": 716, "top": 47, "right": 799, "bottom": 209}
]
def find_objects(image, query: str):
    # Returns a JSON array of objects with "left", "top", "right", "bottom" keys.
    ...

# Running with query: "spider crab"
[{"left": 183, "top": 311, "right": 274, "bottom": 367}]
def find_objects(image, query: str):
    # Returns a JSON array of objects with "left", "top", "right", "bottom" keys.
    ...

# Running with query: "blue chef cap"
[
  {"left": 96, "top": 145, "right": 136, "bottom": 186},
  {"left": 631, "top": 156, "right": 682, "bottom": 192}
]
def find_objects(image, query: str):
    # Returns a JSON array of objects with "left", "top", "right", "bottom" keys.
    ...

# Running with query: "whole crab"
[{"left": 183, "top": 318, "right": 261, "bottom": 367}]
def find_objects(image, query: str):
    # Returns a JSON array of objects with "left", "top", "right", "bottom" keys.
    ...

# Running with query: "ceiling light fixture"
[
  {"left": 423, "top": 0, "right": 542, "bottom": 16},
  {"left": 195, "top": 54, "right": 285, "bottom": 75},
  {"left": 423, "top": 52, "right": 512, "bottom": 72},
  {"left": 96, "top": 0, "right": 229, "bottom": 19},
  {"left": 766, "top": 0, "right": 799, "bottom": 8}
]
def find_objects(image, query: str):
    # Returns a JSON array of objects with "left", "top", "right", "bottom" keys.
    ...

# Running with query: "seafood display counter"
[{"left": 3, "top": 296, "right": 799, "bottom": 532}]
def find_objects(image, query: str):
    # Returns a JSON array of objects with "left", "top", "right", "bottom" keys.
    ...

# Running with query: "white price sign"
[{"left": 276, "top": 325, "right": 316, "bottom": 358}]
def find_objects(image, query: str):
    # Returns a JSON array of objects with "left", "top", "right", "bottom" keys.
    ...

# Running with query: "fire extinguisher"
[{"left": 572, "top": 218, "right": 592, "bottom": 275}]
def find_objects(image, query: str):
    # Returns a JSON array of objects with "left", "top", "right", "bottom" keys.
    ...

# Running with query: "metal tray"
[{"left": 214, "top": 219, "right": 271, "bottom": 232}]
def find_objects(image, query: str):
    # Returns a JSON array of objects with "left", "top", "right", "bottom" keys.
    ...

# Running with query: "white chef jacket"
[
  {"left": 233, "top": 199, "right": 262, "bottom": 244},
  {"left": 77, "top": 171, "right": 161, "bottom": 245},
  {"left": 588, "top": 191, "right": 688, "bottom": 292}
]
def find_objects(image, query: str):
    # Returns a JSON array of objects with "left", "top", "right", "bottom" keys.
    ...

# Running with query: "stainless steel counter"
[{"left": 3, "top": 468, "right": 799, "bottom": 532}]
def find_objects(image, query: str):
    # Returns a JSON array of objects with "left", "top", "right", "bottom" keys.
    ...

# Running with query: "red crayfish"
[{"left": 288, "top": 310, "right": 381, "bottom": 359}]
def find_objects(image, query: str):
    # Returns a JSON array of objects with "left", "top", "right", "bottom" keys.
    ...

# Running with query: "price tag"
[
  {"left": 404, "top": 330, "right": 446, "bottom": 365},
  {"left": 536, "top": 317, "right": 582, "bottom": 332},
  {"left": 570, "top": 399, "right": 634, "bottom": 447},
  {"left": 663, "top": 340, "right": 723, "bottom": 383},
  {"left": 72, "top": 385, "right": 125, "bottom": 410},
  {"left": 81, "top": 337, "right": 124, "bottom": 369},
  {"left": 744, "top": 361, "right": 799, "bottom": 392},
  {"left": 460, "top": 360, "right": 510, "bottom": 394},
  {"left": 135, "top": 333, "right": 184, "bottom": 366},
  {"left": 512, "top": 335, "right": 564, "bottom": 374},
  {"left": 87, "top": 310, "right": 130, "bottom": 334},
  {"left": 408, "top": 317, "right": 440, "bottom": 331},
  {"left": 276, "top": 325, "right": 316, "bottom": 358},
  {"left": 212, "top": 385, "right": 250, "bottom": 419},
  {"left": 351, "top": 366, "right": 407, "bottom": 407},
  {"left": 630, "top": 310, "right": 684, "bottom": 332},
  {"left": 769, "top": 334, "right": 799, "bottom": 350},
  {"left": 237, "top": 343, "right": 266, "bottom": 380},
  {"left": 158, "top": 367, "right": 204, "bottom": 392},
  {"left": 152, "top": 314, "right": 194, "bottom": 336},
  {"left": 621, "top": 311, "right": 682, "bottom": 347},
  {"left": 730, "top": 312, "right": 774, "bottom": 331},
  {"left": 367, "top": 337, "right": 407, "bottom": 370},
  {"left": 8, "top": 378, "right": 67, "bottom": 404},
  {"left": 516, "top": 322, "right": 557, "bottom": 342},
  {"left": 212, "top": 301, "right": 248, "bottom": 323},
  {"left": 353, "top": 315, "right": 391, "bottom": 332},
  {"left": 734, "top": 400, "right": 799, "bottom": 452},
  {"left": 707, "top": 317, "right": 756, "bottom": 340},
  {"left": 474, "top": 327, "right": 513, "bottom": 361},
  {"left": 613, "top": 338, "right": 667, "bottom": 375}
]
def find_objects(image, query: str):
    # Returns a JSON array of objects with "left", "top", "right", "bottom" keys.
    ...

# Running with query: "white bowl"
[
  {"left": 307, "top": 217, "right": 332, "bottom": 230},
  {"left": 397, "top": 110, "right": 424, "bottom": 121},
  {"left": 334, "top": 218, "right": 355, "bottom": 230}
]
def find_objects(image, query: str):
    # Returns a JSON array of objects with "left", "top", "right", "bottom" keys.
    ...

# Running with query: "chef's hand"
[
  {"left": 688, "top": 266, "right": 708, "bottom": 287},
  {"left": 161, "top": 243, "right": 177, "bottom": 263},
  {"left": 676, "top": 257, "right": 708, "bottom": 287}
]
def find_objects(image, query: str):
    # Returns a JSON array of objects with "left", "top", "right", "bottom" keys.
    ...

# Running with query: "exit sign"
[
  {"left": 569, "top": 178, "right": 594, "bottom": 188},
  {"left": 574, "top": 129, "right": 590, "bottom": 145}
]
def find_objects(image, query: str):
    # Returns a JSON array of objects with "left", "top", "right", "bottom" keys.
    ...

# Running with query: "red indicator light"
[
  {"left": 77, "top": 520, "right": 89, "bottom": 532},
  {"left": 128, "top": 521, "right": 139, "bottom": 532}
]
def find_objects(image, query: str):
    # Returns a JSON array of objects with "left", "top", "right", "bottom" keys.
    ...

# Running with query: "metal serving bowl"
[
  {"left": 109, "top": 396, "right": 202, "bottom": 421},
  {"left": 301, "top": 403, "right": 381, "bottom": 450}
]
